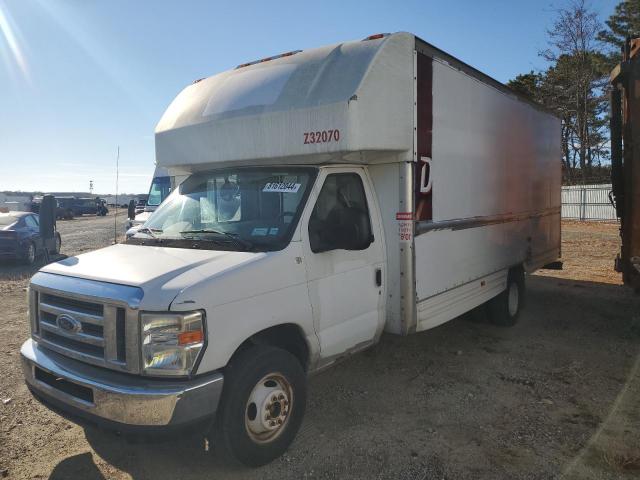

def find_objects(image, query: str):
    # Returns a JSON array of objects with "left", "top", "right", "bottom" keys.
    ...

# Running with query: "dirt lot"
[{"left": 1, "top": 215, "right": 639, "bottom": 479}]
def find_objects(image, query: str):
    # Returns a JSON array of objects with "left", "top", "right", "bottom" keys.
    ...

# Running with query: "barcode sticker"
[{"left": 263, "top": 182, "right": 301, "bottom": 193}]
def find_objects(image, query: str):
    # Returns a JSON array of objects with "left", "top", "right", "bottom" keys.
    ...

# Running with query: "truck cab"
[{"left": 22, "top": 163, "right": 386, "bottom": 464}]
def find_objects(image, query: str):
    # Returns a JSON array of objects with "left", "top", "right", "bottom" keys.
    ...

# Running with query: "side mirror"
[
  {"left": 127, "top": 200, "right": 136, "bottom": 220},
  {"left": 40, "top": 195, "right": 56, "bottom": 241}
]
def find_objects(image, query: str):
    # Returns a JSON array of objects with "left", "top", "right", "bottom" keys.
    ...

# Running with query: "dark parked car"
[
  {"left": 0, "top": 212, "right": 61, "bottom": 265},
  {"left": 33, "top": 196, "right": 108, "bottom": 219},
  {"left": 75, "top": 197, "right": 109, "bottom": 216},
  {"left": 55, "top": 197, "right": 76, "bottom": 220}
]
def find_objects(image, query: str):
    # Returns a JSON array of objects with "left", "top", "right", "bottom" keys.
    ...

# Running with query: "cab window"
[{"left": 308, "top": 173, "right": 373, "bottom": 253}]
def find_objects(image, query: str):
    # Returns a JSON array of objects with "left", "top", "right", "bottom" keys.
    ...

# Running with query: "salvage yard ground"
[{"left": 0, "top": 215, "right": 639, "bottom": 479}]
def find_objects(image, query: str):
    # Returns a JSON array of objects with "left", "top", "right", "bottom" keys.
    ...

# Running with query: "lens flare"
[{"left": 0, "top": 1, "right": 30, "bottom": 82}]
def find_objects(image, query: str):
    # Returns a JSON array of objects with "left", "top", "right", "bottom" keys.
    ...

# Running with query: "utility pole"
[{"left": 114, "top": 147, "right": 119, "bottom": 244}]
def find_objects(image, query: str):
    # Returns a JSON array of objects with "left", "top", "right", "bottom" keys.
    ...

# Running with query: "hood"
[
  {"left": 42, "top": 243, "right": 265, "bottom": 309},
  {"left": 134, "top": 210, "right": 153, "bottom": 223}
]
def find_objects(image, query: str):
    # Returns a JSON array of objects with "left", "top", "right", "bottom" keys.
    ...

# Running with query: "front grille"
[
  {"left": 41, "top": 293, "right": 104, "bottom": 315},
  {"left": 30, "top": 282, "right": 141, "bottom": 374}
]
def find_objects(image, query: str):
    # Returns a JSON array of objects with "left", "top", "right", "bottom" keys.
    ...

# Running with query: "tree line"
[{"left": 507, "top": 0, "right": 640, "bottom": 184}]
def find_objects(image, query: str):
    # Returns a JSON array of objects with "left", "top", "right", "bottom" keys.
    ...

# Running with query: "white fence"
[{"left": 561, "top": 183, "right": 617, "bottom": 221}]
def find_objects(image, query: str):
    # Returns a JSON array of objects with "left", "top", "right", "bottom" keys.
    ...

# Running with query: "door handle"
[{"left": 375, "top": 268, "right": 382, "bottom": 287}]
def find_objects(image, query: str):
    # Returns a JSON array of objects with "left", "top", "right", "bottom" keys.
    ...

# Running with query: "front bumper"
[{"left": 21, "top": 339, "right": 223, "bottom": 432}]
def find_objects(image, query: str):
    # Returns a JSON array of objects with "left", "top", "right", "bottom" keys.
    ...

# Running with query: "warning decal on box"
[
  {"left": 396, "top": 212, "right": 413, "bottom": 243},
  {"left": 396, "top": 212, "right": 414, "bottom": 221}
]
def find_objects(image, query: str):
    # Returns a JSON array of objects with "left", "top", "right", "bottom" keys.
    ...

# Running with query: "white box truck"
[
  {"left": 125, "top": 165, "right": 187, "bottom": 235},
  {"left": 20, "top": 32, "right": 560, "bottom": 466}
]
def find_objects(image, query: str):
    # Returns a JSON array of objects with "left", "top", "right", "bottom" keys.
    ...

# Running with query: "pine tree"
[
  {"left": 507, "top": 72, "right": 542, "bottom": 100},
  {"left": 598, "top": 0, "right": 640, "bottom": 65},
  {"left": 542, "top": 1, "right": 610, "bottom": 181},
  {"left": 509, "top": 1, "right": 610, "bottom": 183}
]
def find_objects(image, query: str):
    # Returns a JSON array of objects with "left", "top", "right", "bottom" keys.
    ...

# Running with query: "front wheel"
[
  {"left": 214, "top": 345, "right": 307, "bottom": 467},
  {"left": 488, "top": 267, "right": 525, "bottom": 326},
  {"left": 52, "top": 233, "right": 61, "bottom": 255}
]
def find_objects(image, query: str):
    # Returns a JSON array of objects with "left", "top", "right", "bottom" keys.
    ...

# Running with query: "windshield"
[
  {"left": 129, "top": 167, "right": 316, "bottom": 251},
  {"left": 147, "top": 176, "right": 172, "bottom": 206}
]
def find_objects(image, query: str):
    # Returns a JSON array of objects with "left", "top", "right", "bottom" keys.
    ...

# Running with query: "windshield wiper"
[
  {"left": 136, "top": 226, "right": 162, "bottom": 239},
  {"left": 179, "top": 229, "right": 253, "bottom": 251}
]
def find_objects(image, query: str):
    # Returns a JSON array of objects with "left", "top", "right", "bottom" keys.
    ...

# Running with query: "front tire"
[
  {"left": 52, "top": 233, "right": 61, "bottom": 255},
  {"left": 488, "top": 267, "right": 525, "bottom": 326},
  {"left": 214, "top": 345, "right": 307, "bottom": 467}
]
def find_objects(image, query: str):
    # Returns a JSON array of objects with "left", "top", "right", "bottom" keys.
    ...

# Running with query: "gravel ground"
[{"left": 0, "top": 215, "right": 639, "bottom": 479}]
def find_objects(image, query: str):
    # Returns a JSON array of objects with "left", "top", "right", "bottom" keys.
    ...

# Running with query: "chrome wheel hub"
[{"left": 245, "top": 373, "right": 292, "bottom": 443}]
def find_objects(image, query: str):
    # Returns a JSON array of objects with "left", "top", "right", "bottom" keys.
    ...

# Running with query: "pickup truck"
[{"left": 21, "top": 32, "right": 561, "bottom": 467}]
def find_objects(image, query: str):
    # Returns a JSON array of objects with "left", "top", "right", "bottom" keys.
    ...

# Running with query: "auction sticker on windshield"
[{"left": 263, "top": 182, "right": 301, "bottom": 193}]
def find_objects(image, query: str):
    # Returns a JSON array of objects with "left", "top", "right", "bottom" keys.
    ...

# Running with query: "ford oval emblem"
[{"left": 56, "top": 314, "right": 82, "bottom": 334}]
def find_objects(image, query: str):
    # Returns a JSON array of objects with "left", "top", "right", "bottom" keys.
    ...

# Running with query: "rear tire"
[
  {"left": 489, "top": 267, "right": 525, "bottom": 326},
  {"left": 214, "top": 345, "right": 307, "bottom": 467},
  {"left": 23, "top": 242, "right": 36, "bottom": 266}
]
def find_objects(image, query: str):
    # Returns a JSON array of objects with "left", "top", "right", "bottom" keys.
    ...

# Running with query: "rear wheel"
[
  {"left": 488, "top": 267, "right": 525, "bottom": 326},
  {"left": 214, "top": 345, "right": 306, "bottom": 467},
  {"left": 23, "top": 242, "right": 36, "bottom": 266}
]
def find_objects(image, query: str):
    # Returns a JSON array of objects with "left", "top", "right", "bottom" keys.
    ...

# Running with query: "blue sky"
[{"left": 0, "top": 0, "right": 620, "bottom": 194}]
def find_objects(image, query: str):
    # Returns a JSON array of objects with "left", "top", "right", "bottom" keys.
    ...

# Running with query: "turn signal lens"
[{"left": 178, "top": 330, "right": 204, "bottom": 346}]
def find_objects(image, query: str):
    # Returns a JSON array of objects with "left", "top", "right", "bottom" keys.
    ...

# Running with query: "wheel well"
[
  {"left": 509, "top": 264, "right": 525, "bottom": 282},
  {"left": 233, "top": 324, "right": 310, "bottom": 371}
]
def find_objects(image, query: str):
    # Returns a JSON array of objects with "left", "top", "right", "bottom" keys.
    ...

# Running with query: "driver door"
[
  {"left": 301, "top": 168, "right": 385, "bottom": 365},
  {"left": 23, "top": 215, "right": 42, "bottom": 251}
]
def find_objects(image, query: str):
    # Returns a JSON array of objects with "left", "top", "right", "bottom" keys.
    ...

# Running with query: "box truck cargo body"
[{"left": 21, "top": 32, "right": 560, "bottom": 465}]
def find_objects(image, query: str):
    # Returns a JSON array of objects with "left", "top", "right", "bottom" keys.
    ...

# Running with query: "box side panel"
[
  {"left": 413, "top": 58, "right": 561, "bottom": 311},
  {"left": 430, "top": 60, "right": 561, "bottom": 222}
]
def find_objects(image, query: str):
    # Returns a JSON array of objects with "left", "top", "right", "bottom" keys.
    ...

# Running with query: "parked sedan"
[{"left": 0, "top": 212, "right": 61, "bottom": 265}]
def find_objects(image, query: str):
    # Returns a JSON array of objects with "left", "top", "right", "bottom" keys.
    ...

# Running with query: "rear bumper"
[{"left": 21, "top": 339, "right": 224, "bottom": 433}]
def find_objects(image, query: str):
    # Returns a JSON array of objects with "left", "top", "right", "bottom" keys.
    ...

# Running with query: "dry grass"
[
  {"left": 601, "top": 444, "right": 640, "bottom": 472},
  {"left": 535, "top": 219, "right": 623, "bottom": 285}
]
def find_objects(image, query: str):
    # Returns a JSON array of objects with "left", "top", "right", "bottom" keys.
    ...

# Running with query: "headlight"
[{"left": 141, "top": 311, "right": 206, "bottom": 376}]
